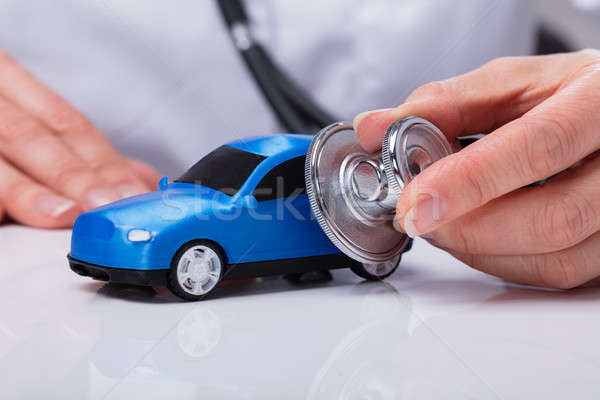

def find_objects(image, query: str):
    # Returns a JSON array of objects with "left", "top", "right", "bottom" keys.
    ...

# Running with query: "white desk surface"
[{"left": 1, "top": 224, "right": 599, "bottom": 400}]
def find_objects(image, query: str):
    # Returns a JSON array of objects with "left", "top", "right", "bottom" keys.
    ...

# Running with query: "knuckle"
[
  {"left": 52, "top": 161, "right": 94, "bottom": 190},
  {"left": 406, "top": 80, "right": 463, "bottom": 132},
  {"left": 4, "top": 179, "right": 36, "bottom": 205},
  {"left": 46, "top": 106, "right": 93, "bottom": 133},
  {"left": 444, "top": 153, "right": 493, "bottom": 205},
  {"left": 482, "top": 56, "right": 517, "bottom": 73},
  {"left": 576, "top": 52, "right": 600, "bottom": 80},
  {"left": 0, "top": 112, "right": 40, "bottom": 144},
  {"left": 519, "top": 115, "right": 579, "bottom": 180},
  {"left": 559, "top": 50, "right": 600, "bottom": 89},
  {"left": 408, "top": 80, "right": 448, "bottom": 101},
  {"left": 483, "top": 55, "right": 546, "bottom": 80},
  {"left": 534, "top": 192, "right": 593, "bottom": 249},
  {"left": 578, "top": 48, "right": 600, "bottom": 64},
  {"left": 92, "top": 155, "right": 123, "bottom": 171},
  {"left": 534, "top": 253, "right": 581, "bottom": 289},
  {"left": 92, "top": 156, "right": 134, "bottom": 182}
]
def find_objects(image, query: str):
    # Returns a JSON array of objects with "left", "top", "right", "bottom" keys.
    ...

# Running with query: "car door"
[{"left": 250, "top": 155, "right": 339, "bottom": 261}]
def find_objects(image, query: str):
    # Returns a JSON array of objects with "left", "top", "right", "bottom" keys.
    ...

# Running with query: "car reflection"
[
  {"left": 75, "top": 276, "right": 499, "bottom": 399},
  {"left": 176, "top": 308, "right": 221, "bottom": 358}
]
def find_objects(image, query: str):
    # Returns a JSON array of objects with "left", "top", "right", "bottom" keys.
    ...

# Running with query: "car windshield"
[{"left": 175, "top": 145, "right": 266, "bottom": 196}]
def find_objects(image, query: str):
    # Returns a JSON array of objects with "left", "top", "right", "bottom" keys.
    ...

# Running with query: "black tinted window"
[
  {"left": 253, "top": 156, "right": 306, "bottom": 201},
  {"left": 176, "top": 145, "right": 266, "bottom": 196}
]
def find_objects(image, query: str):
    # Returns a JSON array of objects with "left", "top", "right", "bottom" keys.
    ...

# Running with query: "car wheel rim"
[
  {"left": 362, "top": 254, "right": 400, "bottom": 277},
  {"left": 177, "top": 245, "right": 222, "bottom": 295}
]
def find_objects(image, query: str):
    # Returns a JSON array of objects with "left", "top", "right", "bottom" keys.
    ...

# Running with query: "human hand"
[
  {"left": 354, "top": 49, "right": 600, "bottom": 289},
  {"left": 0, "top": 50, "right": 160, "bottom": 228}
]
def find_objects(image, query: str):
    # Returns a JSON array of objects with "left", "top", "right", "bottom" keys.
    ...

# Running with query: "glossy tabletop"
[{"left": 1, "top": 224, "right": 599, "bottom": 399}]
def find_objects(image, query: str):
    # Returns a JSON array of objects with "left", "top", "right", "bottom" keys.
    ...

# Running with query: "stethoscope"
[
  {"left": 218, "top": 0, "right": 458, "bottom": 266},
  {"left": 216, "top": 0, "right": 335, "bottom": 133}
]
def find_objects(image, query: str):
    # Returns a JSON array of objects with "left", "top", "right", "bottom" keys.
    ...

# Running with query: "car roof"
[{"left": 227, "top": 134, "right": 313, "bottom": 158}]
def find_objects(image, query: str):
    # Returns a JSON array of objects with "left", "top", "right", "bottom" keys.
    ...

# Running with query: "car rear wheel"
[
  {"left": 350, "top": 254, "right": 401, "bottom": 281},
  {"left": 167, "top": 240, "right": 225, "bottom": 301}
]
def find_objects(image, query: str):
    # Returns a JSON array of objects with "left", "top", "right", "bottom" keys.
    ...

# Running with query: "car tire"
[
  {"left": 350, "top": 254, "right": 401, "bottom": 281},
  {"left": 167, "top": 240, "right": 225, "bottom": 301}
]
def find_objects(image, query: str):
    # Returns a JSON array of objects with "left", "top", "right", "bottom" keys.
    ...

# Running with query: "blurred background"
[{"left": 539, "top": 0, "right": 600, "bottom": 48}]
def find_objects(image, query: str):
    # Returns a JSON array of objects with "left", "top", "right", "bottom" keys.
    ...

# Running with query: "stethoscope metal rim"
[
  {"left": 305, "top": 122, "right": 410, "bottom": 264},
  {"left": 381, "top": 116, "right": 454, "bottom": 198}
]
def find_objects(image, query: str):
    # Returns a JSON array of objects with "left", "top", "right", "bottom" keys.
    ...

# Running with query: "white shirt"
[{"left": 0, "top": 0, "right": 584, "bottom": 175}]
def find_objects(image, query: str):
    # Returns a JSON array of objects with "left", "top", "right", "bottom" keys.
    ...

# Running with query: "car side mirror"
[
  {"left": 158, "top": 176, "right": 169, "bottom": 190},
  {"left": 239, "top": 195, "right": 258, "bottom": 209}
]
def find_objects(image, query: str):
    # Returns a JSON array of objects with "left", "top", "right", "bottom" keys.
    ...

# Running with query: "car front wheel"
[
  {"left": 167, "top": 240, "right": 225, "bottom": 301},
  {"left": 350, "top": 253, "right": 401, "bottom": 281}
]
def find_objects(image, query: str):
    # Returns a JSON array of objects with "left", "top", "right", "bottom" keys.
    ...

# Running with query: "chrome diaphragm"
[{"left": 305, "top": 116, "right": 453, "bottom": 263}]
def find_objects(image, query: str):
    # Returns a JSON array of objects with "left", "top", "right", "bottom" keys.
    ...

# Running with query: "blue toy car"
[{"left": 68, "top": 135, "right": 411, "bottom": 300}]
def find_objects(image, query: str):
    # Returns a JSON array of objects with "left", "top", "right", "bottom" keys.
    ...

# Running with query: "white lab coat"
[{"left": 0, "top": 1, "right": 592, "bottom": 175}]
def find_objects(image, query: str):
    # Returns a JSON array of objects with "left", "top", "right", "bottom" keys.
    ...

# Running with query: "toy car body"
[{"left": 68, "top": 134, "right": 411, "bottom": 300}]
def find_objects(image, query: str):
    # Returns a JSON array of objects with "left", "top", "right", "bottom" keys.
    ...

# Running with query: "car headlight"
[{"left": 128, "top": 229, "right": 152, "bottom": 242}]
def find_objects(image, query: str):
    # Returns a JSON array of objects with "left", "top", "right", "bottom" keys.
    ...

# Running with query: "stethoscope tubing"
[
  {"left": 217, "top": 0, "right": 335, "bottom": 133},
  {"left": 217, "top": 0, "right": 483, "bottom": 150}
]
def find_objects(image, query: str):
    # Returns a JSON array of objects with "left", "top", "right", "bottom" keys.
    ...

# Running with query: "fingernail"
[
  {"left": 84, "top": 187, "right": 120, "bottom": 209},
  {"left": 116, "top": 184, "right": 144, "bottom": 198},
  {"left": 403, "top": 197, "right": 445, "bottom": 238},
  {"left": 403, "top": 208, "right": 418, "bottom": 238},
  {"left": 35, "top": 194, "right": 77, "bottom": 218},
  {"left": 393, "top": 216, "right": 404, "bottom": 233},
  {"left": 353, "top": 108, "right": 393, "bottom": 131}
]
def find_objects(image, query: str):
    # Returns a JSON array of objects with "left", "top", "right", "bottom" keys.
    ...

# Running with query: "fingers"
[
  {"left": 0, "top": 49, "right": 111, "bottom": 156},
  {"left": 0, "top": 96, "right": 127, "bottom": 210},
  {"left": 353, "top": 51, "right": 595, "bottom": 153},
  {"left": 430, "top": 154, "right": 600, "bottom": 255},
  {"left": 349, "top": 50, "right": 600, "bottom": 288},
  {"left": 0, "top": 157, "right": 81, "bottom": 228},
  {"left": 395, "top": 56, "right": 600, "bottom": 238},
  {"left": 0, "top": 50, "right": 151, "bottom": 195},
  {"left": 0, "top": 50, "right": 158, "bottom": 229},
  {"left": 89, "top": 156, "right": 150, "bottom": 198},
  {"left": 448, "top": 230, "right": 600, "bottom": 289}
]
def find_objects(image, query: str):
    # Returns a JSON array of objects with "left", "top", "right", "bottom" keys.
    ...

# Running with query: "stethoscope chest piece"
[{"left": 305, "top": 116, "right": 453, "bottom": 263}]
